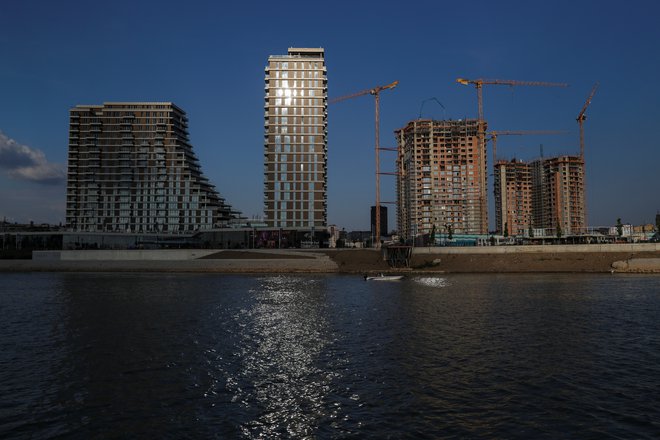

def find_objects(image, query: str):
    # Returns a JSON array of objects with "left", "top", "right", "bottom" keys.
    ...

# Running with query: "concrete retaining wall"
[
  {"left": 16, "top": 250, "right": 339, "bottom": 273},
  {"left": 34, "top": 249, "right": 219, "bottom": 261}
]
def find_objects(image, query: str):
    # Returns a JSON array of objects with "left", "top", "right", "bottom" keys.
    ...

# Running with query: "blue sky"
[{"left": 1, "top": 0, "right": 659, "bottom": 230}]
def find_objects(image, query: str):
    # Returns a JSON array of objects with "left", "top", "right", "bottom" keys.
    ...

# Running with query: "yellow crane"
[
  {"left": 456, "top": 78, "right": 569, "bottom": 232},
  {"left": 577, "top": 82, "right": 599, "bottom": 160},
  {"left": 576, "top": 82, "right": 599, "bottom": 230},
  {"left": 330, "top": 81, "right": 399, "bottom": 247},
  {"left": 487, "top": 130, "right": 568, "bottom": 164},
  {"left": 456, "top": 78, "right": 569, "bottom": 122}
]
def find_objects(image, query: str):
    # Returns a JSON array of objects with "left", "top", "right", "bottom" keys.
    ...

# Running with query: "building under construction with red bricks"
[
  {"left": 396, "top": 119, "right": 487, "bottom": 240},
  {"left": 494, "top": 154, "right": 585, "bottom": 236}
]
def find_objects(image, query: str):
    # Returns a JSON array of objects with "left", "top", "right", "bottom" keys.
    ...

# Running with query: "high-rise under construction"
[
  {"left": 396, "top": 119, "right": 488, "bottom": 240},
  {"left": 494, "top": 155, "right": 585, "bottom": 235},
  {"left": 263, "top": 48, "right": 328, "bottom": 228},
  {"left": 532, "top": 155, "right": 585, "bottom": 235},
  {"left": 493, "top": 158, "right": 533, "bottom": 236}
]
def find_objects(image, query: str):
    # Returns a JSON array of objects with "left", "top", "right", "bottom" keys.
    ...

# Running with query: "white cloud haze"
[{"left": 0, "top": 131, "right": 66, "bottom": 185}]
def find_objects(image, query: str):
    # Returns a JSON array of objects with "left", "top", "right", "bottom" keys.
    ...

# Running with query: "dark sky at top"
[{"left": 1, "top": 0, "right": 658, "bottom": 229}]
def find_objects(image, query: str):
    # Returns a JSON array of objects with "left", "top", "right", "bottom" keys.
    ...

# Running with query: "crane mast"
[
  {"left": 329, "top": 81, "right": 398, "bottom": 248},
  {"left": 576, "top": 82, "right": 599, "bottom": 232},
  {"left": 577, "top": 82, "right": 599, "bottom": 160}
]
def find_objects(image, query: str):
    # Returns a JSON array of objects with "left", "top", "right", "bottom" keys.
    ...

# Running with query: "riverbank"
[
  {"left": 325, "top": 246, "right": 660, "bottom": 273},
  {"left": 1, "top": 245, "right": 659, "bottom": 273}
]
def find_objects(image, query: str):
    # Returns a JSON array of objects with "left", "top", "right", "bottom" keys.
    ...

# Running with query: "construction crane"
[
  {"left": 577, "top": 82, "right": 599, "bottom": 160},
  {"left": 576, "top": 82, "right": 599, "bottom": 232},
  {"left": 456, "top": 78, "right": 569, "bottom": 233},
  {"left": 329, "top": 80, "right": 398, "bottom": 248},
  {"left": 456, "top": 78, "right": 569, "bottom": 122},
  {"left": 488, "top": 130, "right": 567, "bottom": 164}
]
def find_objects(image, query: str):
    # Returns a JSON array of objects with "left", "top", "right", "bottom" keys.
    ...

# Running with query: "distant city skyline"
[{"left": 1, "top": 0, "right": 659, "bottom": 230}]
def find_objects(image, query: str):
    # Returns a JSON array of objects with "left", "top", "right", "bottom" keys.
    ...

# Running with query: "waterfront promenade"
[{"left": 1, "top": 244, "right": 660, "bottom": 273}]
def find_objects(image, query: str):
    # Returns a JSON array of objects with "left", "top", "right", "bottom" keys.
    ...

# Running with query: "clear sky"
[{"left": 1, "top": 0, "right": 659, "bottom": 230}]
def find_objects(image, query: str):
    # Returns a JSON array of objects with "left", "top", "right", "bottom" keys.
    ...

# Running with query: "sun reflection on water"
[
  {"left": 413, "top": 276, "right": 450, "bottom": 288},
  {"left": 231, "top": 276, "right": 337, "bottom": 438}
]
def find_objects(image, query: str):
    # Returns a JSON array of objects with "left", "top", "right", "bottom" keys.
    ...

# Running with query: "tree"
[
  {"left": 528, "top": 222, "right": 534, "bottom": 238},
  {"left": 429, "top": 224, "right": 436, "bottom": 247},
  {"left": 504, "top": 222, "right": 509, "bottom": 238},
  {"left": 447, "top": 224, "right": 453, "bottom": 240},
  {"left": 616, "top": 218, "right": 623, "bottom": 237},
  {"left": 556, "top": 221, "right": 563, "bottom": 239}
]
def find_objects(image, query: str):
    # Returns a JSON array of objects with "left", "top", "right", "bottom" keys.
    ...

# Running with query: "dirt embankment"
[
  {"left": 323, "top": 249, "right": 660, "bottom": 273},
  {"left": 412, "top": 251, "right": 660, "bottom": 273},
  {"left": 321, "top": 249, "right": 391, "bottom": 272}
]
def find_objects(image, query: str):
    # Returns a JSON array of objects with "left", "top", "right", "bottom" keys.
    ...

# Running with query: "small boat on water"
[{"left": 364, "top": 274, "right": 404, "bottom": 281}]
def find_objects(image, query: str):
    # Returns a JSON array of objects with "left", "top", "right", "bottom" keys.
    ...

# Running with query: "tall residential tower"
[
  {"left": 66, "top": 102, "right": 240, "bottom": 233},
  {"left": 493, "top": 158, "right": 533, "bottom": 236},
  {"left": 531, "top": 155, "right": 585, "bottom": 235},
  {"left": 264, "top": 48, "right": 328, "bottom": 228},
  {"left": 493, "top": 154, "right": 585, "bottom": 236},
  {"left": 396, "top": 119, "right": 487, "bottom": 240}
]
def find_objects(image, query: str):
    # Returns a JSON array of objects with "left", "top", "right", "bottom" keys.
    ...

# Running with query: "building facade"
[
  {"left": 493, "top": 158, "right": 533, "bottom": 236},
  {"left": 493, "top": 155, "right": 585, "bottom": 236},
  {"left": 532, "top": 155, "right": 585, "bottom": 235},
  {"left": 396, "top": 119, "right": 487, "bottom": 240},
  {"left": 264, "top": 47, "right": 328, "bottom": 228},
  {"left": 66, "top": 102, "right": 239, "bottom": 233},
  {"left": 370, "top": 205, "right": 388, "bottom": 239}
]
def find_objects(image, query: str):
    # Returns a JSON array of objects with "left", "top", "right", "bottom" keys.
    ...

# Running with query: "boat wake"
[{"left": 413, "top": 277, "right": 449, "bottom": 288}]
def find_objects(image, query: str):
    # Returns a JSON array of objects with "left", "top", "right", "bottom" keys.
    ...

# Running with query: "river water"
[{"left": 1, "top": 273, "right": 659, "bottom": 439}]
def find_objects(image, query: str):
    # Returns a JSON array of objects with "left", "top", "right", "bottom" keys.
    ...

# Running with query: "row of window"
[
  {"left": 270, "top": 69, "right": 322, "bottom": 79},
  {"left": 271, "top": 161, "right": 320, "bottom": 172},
  {"left": 271, "top": 125, "right": 323, "bottom": 135},
  {"left": 269, "top": 116, "right": 325, "bottom": 126},
  {"left": 270, "top": 61, "right": 323, "bottom": 69},
  {"left": 272, "top": 97, "right": 324, "bottom": 107},
  {"left": 273, "top": 135, "right": 320, "bottom": 145},
  {"left": 272, "top": 80, "right": 323, "bottom": 89}
]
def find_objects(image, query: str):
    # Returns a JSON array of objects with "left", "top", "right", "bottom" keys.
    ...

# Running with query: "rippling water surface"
[{"left": 1, "top": 273, "right": 660, "bottom": 439}]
